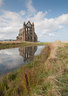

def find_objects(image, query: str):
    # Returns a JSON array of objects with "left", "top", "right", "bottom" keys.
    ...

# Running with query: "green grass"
[
  {"left": 57, "top": 44, "right": 68, "bottom": 96},
  {"left": 0, "top": 41, "right": 47, "bottom": 50},
  {"left": 0, "top": 43, "right": 68, "bottom": 96},
  {"left": 0, "top": 45, "right": 50, "bottom": 96}
]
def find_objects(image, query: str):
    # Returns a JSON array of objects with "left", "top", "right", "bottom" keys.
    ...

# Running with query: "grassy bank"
[
  {"left": 0, "top": 44, "right": 50, "bottom": 96},
  {"left": 0, "top": 41, "right": 46, "bottom": 50},
  {"left": 0, "top": 42, "right": 68, "bottom": 96}
]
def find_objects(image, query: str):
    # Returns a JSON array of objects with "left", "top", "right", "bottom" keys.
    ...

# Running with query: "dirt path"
[{"left": 48, "top": 41, "right": 64, "bottom": 59}]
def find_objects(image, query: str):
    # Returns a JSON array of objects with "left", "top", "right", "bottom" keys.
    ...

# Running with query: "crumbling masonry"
[{"left": 16, "top": 21, "right": 37, "bottom": 42}]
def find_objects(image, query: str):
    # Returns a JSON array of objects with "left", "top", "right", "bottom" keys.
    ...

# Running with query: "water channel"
[{"left": 0, "top": 45, "right": 45, "bottom": 76}]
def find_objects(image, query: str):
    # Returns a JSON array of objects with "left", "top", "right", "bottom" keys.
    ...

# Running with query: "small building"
[{"left": 16, "top": 21, "right": 38, "bottom": 42}]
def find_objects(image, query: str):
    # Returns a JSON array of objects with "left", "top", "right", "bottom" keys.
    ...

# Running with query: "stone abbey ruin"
[{"left": 16, "top": 21, "right": 38, "bottom": 42}]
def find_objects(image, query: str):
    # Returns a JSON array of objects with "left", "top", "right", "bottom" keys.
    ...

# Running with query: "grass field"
[
  {"left": 0, "top": 42, "right": 68, "bottom": 96},
  {"left": 0, "top": 41, "right": 47, "bottom": 49}
]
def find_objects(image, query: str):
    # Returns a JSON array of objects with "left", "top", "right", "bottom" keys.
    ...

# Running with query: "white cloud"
[
  {"left": 0, "top": 9, "right": 68, "bottom": 41},
  {"left": 26, "top": 0, "right": 36, "bottom": 13},
  {"left": 0, "top": 0, "right": 68, "bottom": 41},
  {"left": 19, "top": 10, "right": 26, "bottom": 16},
  {"left": 48, "top": 33, "right": 55, "bottom": 37},
  {"left": 0, "top": 0, "right": 3, "bottom": 6},
  {"left": 0, "top": 34, "right": 5, "bottom": 39},
  {"left": 0, "top": 10, "right": 25, "bottom": 39},
  {"left": 55, "top": 14, "right": 68, "bottom": 25},
  {"left": 27, "top": 12, "right": 67, "bottom": 39}
]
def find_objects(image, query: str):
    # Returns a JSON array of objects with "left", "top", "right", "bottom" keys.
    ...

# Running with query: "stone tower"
[{"left": 16, "top": 21, "right": 37, "bottom": 42}]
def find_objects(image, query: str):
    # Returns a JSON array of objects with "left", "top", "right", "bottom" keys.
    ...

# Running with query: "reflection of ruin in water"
[{"left": 19, "top": 46, "right": 37, "bottom": 62}]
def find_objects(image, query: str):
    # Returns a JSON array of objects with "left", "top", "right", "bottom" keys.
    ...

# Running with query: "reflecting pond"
[{"left": 0, "top": 45, "right": 45, "bottom": 76}]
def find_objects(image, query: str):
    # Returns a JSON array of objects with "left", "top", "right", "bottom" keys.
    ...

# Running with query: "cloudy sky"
[{"left": 0, "top": 0, "right": 68, "bottom": 42}]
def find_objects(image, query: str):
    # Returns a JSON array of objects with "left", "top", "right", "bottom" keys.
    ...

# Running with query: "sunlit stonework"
[{"left": 16, "top": 21, "right": 38, "bottom": 42}]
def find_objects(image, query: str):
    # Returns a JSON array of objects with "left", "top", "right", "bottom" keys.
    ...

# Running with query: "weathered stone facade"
[{"left": 16, "top": 21, "right": 37, "bottom": 42}]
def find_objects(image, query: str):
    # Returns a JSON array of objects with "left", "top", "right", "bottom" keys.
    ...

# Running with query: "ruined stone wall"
[{"left": 16, "top": 21, "right": 38, "bottom": 42}]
